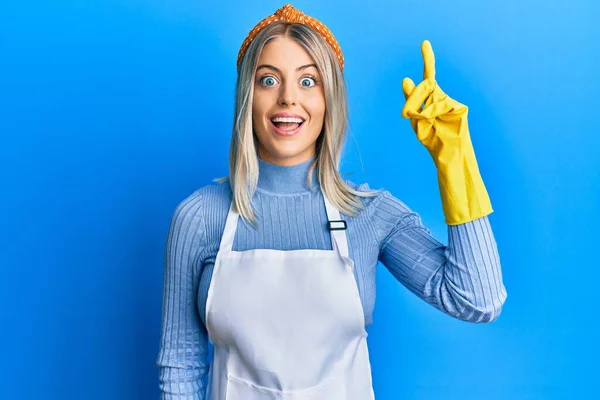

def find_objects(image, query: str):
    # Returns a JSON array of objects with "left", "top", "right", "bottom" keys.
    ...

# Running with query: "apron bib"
[{"left": 205, "top": 193, "right": 375, "bottom": 399}]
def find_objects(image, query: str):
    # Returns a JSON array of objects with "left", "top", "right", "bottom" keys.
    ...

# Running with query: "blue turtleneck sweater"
[{"left": 156, "top": 156, "right": 507, "bottom": 399}]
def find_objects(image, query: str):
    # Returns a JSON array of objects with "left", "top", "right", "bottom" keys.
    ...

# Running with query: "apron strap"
[
  {"left": 323, "top": 195, "right": 350, "bottom": 260},
  {"left": 218, "top": 200, "right": 239, "bottom": 253},
  {"left": 219, "top": 195, "right": 351, "bottom": 261}
]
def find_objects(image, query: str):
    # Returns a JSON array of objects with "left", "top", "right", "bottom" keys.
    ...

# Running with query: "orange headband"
[{"left": 237, "top": 4, "right": 344, "bottom": 72}]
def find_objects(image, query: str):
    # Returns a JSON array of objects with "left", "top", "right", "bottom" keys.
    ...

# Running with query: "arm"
[
  {"left": 374, "top": 191, "right": 507, "bottom": 323},
  {"left": 385, "top": 41, "right": 506, "bottom": 321},
  {"left": 156, "top": 192, "right": 209, "bottom": 399}
]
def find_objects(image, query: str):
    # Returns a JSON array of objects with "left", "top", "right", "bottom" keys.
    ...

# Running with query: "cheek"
[
  {"left": 306, "top": 95, "right": 326, "bottom": 122},
  {"left": 251, "top": 98, "right": 262, "bottom": 121},
  {"left": 252, "top": 92, "right": 270, "bottom": 121}
]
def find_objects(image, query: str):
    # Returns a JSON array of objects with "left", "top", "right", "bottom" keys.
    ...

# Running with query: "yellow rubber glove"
[{"left": 401, "top": 40, "right": 493, "bottom": 225}]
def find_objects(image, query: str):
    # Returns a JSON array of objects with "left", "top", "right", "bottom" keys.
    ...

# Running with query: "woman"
[{"left": 156, "top": 4, "right": 507, "bottom": 399}]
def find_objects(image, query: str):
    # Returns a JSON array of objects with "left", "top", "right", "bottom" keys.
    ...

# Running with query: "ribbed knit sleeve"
[
  {"left": 371, "top": 190, "right": 507, "bottom": 323},
  {"left": 156, "top": 191, "right": 209, "bottom": 399}
]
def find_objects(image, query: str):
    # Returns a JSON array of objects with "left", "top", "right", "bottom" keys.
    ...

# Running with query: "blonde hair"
[{"left": 214, "top": 22, "right": 380, "bottom": 227}]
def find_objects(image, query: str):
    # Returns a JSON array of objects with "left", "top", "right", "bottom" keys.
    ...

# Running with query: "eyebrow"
[{"left": 256, "top": 63, "right": 318, "bottom": 73}]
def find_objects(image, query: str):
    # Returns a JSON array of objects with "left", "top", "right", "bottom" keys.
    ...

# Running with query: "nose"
[{"left": 278, "top": 79, "right": 298, "bottom": 106}]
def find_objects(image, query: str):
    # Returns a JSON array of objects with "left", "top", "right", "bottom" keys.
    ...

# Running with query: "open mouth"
[
  {"left": 270, "top": 118, "right": 305, "bottom": 131},
  {"left": 270, "top": 117, "right": 306, "bottom": 135}
]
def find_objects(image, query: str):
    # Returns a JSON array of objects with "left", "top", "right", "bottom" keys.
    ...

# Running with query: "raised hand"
[{"left": 400, "top": 40, "right": 493, "bottom": 225}]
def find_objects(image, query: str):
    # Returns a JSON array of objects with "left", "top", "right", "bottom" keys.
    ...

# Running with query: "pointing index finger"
[{"left": 421, "top": 40, "right": 435, "bottom": 81}]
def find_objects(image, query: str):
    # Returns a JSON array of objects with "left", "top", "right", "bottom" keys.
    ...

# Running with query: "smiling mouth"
[
  {"left": 270, "top": 118, "right": 305, "bottom": 131},
  {"left": 269, "top": 119, "right": 305, "bottom": 136},
  {"left": 273, "top": 121, "right": 303, "bottom": 130}
]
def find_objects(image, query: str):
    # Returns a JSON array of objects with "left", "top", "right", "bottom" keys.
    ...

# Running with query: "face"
[{"left": 252, "top": 36, "right": 326, "bottom": 166}]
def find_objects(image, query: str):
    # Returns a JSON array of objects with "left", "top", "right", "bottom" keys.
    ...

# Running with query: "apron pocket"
[{"left": 226, "top": 374, "right": 346, "bottom": 400}]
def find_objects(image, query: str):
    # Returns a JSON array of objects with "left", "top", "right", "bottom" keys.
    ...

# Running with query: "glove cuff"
[{"left": 436, "top": 154, "right": 493, "bottom": 225}]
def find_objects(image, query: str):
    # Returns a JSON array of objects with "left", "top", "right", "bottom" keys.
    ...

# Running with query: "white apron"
[{"left": 204, "top": 193, "right": 375, "bottom": 399}]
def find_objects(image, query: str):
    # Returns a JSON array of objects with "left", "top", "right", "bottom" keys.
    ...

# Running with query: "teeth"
[{"left": 271, "top": 117, "right": 304, "bottom": 123}]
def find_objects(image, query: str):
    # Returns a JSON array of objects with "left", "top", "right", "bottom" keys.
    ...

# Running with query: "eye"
[
  {"left": 259, "top": 76, "right": 278, "bottom": 87},
  {"left": 300, "top": 76, "right": 317, "bottom": 87}
]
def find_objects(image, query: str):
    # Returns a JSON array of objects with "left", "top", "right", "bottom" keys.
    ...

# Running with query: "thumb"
[{"left": 402, "top": 77, "right": 416, "bottom": 100}]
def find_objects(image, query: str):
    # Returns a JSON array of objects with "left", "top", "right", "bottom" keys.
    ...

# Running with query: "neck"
[{"left": 257, "top": 155, "right": 319, "bottom": 194}]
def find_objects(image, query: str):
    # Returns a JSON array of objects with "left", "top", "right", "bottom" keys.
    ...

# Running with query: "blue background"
[{"left": 1, "top": 0, "right": 598, "bottom": 398}]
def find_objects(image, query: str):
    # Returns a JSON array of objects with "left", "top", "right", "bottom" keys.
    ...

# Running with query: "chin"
[{"left": 259, "top": 146, "right": 315, "bottom": 165}]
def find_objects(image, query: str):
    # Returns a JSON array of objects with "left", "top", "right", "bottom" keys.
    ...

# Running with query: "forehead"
[{"left": 257, "top": 36, "right": 315, "bottom": 66}]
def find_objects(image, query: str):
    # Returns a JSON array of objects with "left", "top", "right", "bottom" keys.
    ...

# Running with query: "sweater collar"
[{"left": 257, "top": 155, "right": 319, "bottom": 194}]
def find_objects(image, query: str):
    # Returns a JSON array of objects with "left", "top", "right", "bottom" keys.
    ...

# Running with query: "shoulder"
[
  {"left": 195, "top": 180, "right": 233, "bottom": 206},
  {"left": 343, "top": 179, "right": 414, "bottom": 216},
  {"left": 169, "top": 181, "right": 232, "bottom": 232},
  {"left": 343, "top": 179, "right": 426, "bottom": 239}
]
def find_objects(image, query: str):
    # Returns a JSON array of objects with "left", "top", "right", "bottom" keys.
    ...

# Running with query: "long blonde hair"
[{"left": 215, "top": 22, "right": 380, "bottom": 227}]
